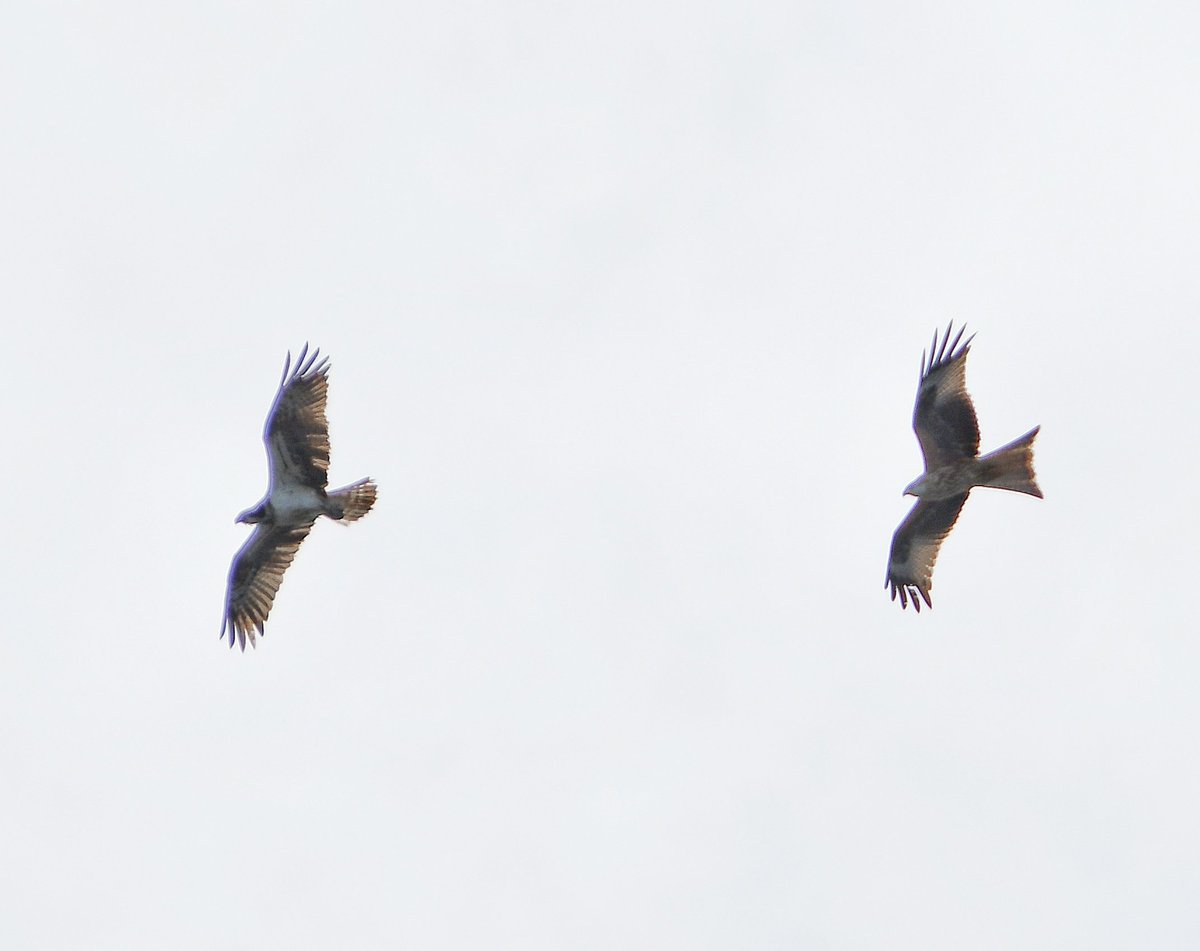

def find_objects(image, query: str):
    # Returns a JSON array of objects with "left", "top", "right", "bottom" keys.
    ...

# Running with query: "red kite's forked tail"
[{"left": 978, "top": 426, "right": 1042, "bottom": 498}]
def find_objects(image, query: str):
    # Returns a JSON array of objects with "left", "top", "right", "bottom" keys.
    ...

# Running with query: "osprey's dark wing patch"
[
  {"left": 264, "top": 344, "right": 332, "bottom": 491},
  {"left": 221, "top": 521, "right": 316, "bottom": 651}
]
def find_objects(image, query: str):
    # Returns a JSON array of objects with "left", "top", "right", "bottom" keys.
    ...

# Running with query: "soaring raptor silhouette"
[
  {"left": 886, "top": 323, "right": 1041, "bottom": 611},
  {"left": 221, "top": 345, "right": 377, "bottom": 649}
]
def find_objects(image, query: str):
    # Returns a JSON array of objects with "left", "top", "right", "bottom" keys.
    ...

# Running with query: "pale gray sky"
[{"left": 3, "top": 2, "right": 1199, "bottom": 948}]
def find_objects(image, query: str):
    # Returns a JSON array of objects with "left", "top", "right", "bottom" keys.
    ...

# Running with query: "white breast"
[{"left": 271, "top": 482, "right": 325, "bottom": 520}]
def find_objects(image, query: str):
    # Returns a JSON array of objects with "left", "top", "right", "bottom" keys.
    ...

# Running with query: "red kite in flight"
[
  {"left": 886, "top": 323, "right": 1042, "bottom": 611},
  {"left": 222, "top": 345, "right": 377, "bottom": 649}
]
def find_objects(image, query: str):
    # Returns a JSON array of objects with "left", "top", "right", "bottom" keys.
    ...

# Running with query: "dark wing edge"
[
  {"left": 221, "top": 521, "right": 316, "bottom": 650},
  {"left": 913, "top": 321, "right": 980, "bottom": 469},
  {"left": 263, "top": 344, "right": 333, "bottom": 490},
  {"left": 885, "top": 495, "right": 968, "bottom": 612}
]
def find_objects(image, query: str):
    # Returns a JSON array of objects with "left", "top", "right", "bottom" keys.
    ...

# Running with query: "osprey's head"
[{"left": 236, "top": 501, "right": 267, "bottom": 524}]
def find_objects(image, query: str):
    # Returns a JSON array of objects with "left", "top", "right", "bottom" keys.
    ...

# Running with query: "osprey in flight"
[
  {"left": 221, "top": 345, "right": 377, "bottom": 649},
  {"left": 886, "top": 323, "right": 1042, "bottom": 611}
]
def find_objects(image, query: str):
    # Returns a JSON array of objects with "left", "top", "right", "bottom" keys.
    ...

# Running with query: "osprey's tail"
[
  {"left": 978, "top": 426, "right": 1042, "bottom": 498},
  {"left": 328, "top": 478, "right": 378, "bottom": 522}
]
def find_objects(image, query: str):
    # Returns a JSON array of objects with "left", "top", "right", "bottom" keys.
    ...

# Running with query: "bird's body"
[
  {"left": 903, "top": 426, "right": 1042, "bottom": 501},
  {"left": 885, "top": 323, "right": 1041, "bottom": 611},
  {"left": 246, "top": 484, "right": 330, "bottom": 522},
  {"left": 221, "top": 345, "right": 377, "bottom": 649},
  {"left": 903, "top": 465, "right": 976, "bottom": 500}
]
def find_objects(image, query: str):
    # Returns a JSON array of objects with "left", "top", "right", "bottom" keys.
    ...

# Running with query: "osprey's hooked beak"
[{"left": 902, "top": 478, "right": 921, "bottom": 497}]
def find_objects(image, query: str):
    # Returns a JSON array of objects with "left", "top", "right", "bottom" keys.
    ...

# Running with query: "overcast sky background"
[{"left": 3, "top": 2, "right": 1198, "bottom": 948}]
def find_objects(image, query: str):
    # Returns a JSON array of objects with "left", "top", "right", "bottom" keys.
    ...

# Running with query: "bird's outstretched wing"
[
  {"left": 263, "top": 344, "right": 332, "bottom": 491},
  {"left": 221, "top": 521, "right": 316, "bottom": 650},
  {"left": 913, "top": 322, "right": 979, "bottom": 470},
  {"left": 885, "top": 495, "right": 968, "bottom": 611}
]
